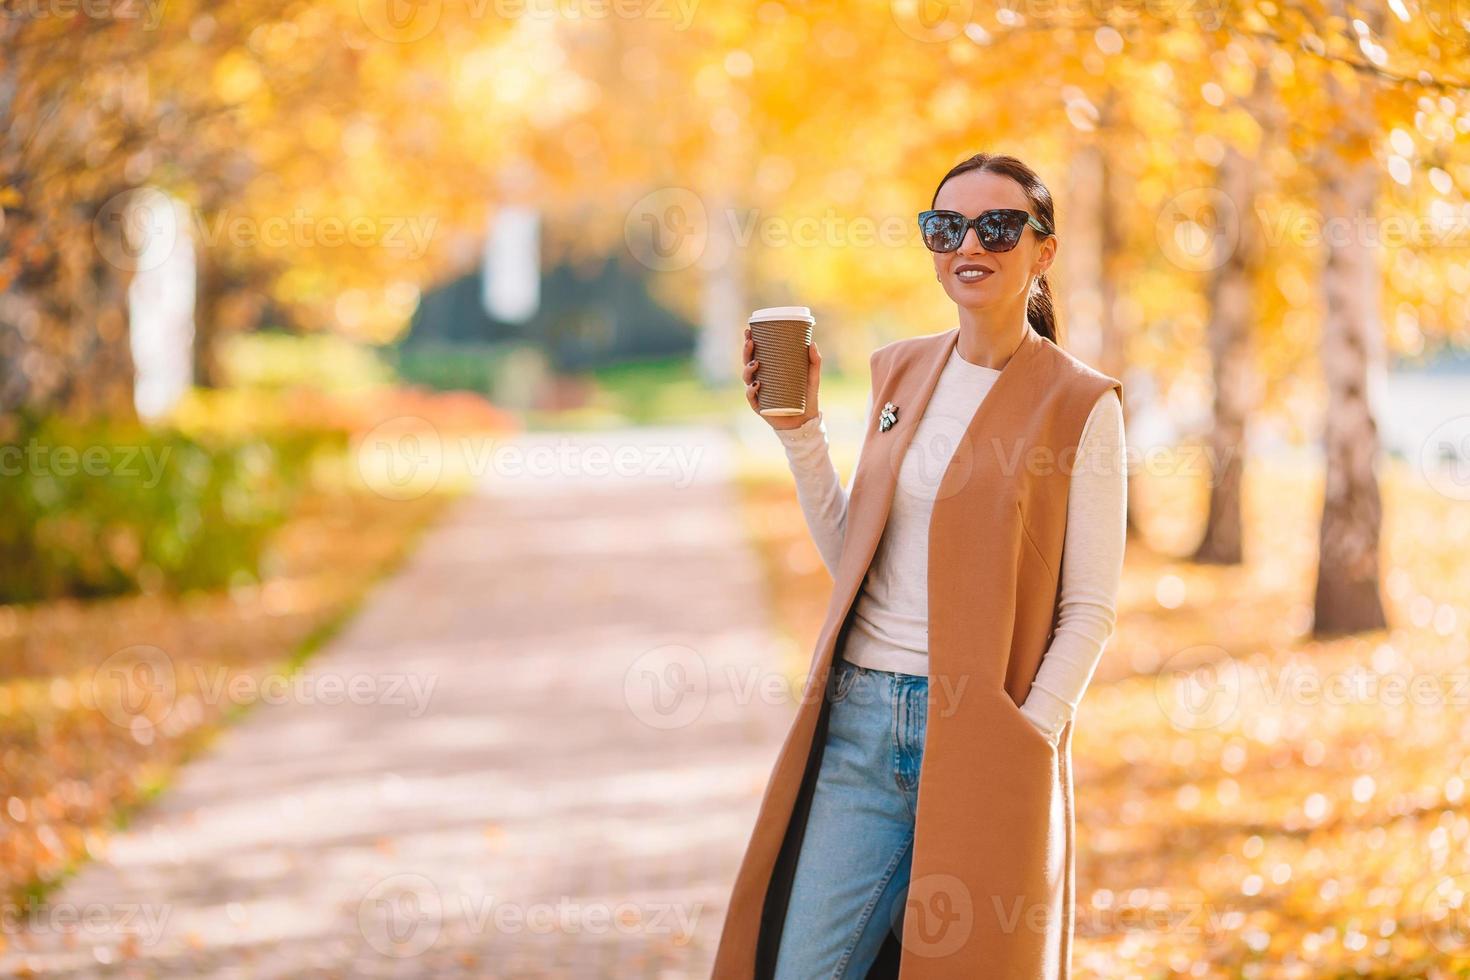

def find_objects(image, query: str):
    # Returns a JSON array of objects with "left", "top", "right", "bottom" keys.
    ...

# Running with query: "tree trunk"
[
  {"left": 1312, "top": 151, "right": 1387, "bottom": 634},
  {"left": 1067, "top": 91, "right": 1142, "bottom": 539},
  {"left": 1311, "top": 16, "right": 1388, "bottom": 635},
  {"left": 0, "top": 205, "right": 136, "bottom": 421},
  {"left": 193, "top": 241, "right": 227, "bottom": 388},
  {"left": 1193, "top": 67, "right": 1271, "bottom": 565},
  {"left": 1191, "top": 158, "right": 1251, "bottom": 566}
]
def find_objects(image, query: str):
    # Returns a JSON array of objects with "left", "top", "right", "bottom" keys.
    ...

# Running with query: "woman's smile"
[{"left": 952, "top": 260, "right": 994, "bottom": 284}]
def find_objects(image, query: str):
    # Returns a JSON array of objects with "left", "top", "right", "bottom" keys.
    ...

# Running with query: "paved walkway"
[{"left": 2, "top": 425, "right": 795, "bottom": 977}]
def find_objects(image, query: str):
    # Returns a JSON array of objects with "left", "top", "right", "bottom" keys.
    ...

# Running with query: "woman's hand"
[{"left": 743, "top": 325, "right": 822, "bottom": 430}]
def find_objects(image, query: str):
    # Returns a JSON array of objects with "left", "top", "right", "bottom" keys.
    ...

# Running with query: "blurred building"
[{"left": 394, "top": 207, "right": 696, "bottom": 409}]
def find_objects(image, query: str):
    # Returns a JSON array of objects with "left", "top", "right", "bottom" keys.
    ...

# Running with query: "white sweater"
[{"left": 774, "top": 343, "right": 1126, "bottom": 745}]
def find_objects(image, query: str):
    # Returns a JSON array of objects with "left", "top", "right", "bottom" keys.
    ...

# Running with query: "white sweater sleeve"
[
  {"left": 772, "top": 390, "right": 874, "bottom": 579},
  {"left": 1018, "top": 389, "right": 1127, "bottom": 744}
]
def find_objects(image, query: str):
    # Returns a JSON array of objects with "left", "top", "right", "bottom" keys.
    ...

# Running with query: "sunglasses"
[{"left": 917, "top": 208, "right": 1053, "bottom": 253}]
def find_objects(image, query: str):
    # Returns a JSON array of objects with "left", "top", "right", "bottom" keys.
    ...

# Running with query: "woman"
[{"left": 713, "top": 153, "right": 1127, "bottom": 979}]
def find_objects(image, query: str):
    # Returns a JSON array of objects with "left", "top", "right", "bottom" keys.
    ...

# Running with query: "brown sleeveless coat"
[{"left": 712, "top": 323, "right": 1123, "bottom": 979}]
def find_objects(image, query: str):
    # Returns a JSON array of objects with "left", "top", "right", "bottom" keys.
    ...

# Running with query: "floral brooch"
[{"left": 878, "top": 401, "right": 899, "bottom": 433}]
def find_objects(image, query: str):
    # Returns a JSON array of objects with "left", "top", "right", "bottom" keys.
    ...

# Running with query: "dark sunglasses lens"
[
  {"left": 920, "top": 212, "right": 964, "bottom": 251},
  {"left": 978, "top": 211, "right": 1025, "bottom": 251}
]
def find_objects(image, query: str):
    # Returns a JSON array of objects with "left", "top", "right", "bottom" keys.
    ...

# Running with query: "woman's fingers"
[
  {"left": 742, "top": 327, "right": 761, "bottom": 410},
  {"left": 804, "top": 342, "right": 820, "bottom": 414},
  {"left": 742, "top": 325, "right": 762, "bottom": 410}
]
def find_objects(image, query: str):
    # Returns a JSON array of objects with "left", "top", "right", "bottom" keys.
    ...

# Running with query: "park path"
[{"left": 2, "top": 425, "right": 797, "bottom": 978}]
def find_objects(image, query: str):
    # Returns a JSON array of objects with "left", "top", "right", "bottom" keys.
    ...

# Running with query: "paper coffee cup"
[{"left": 749, "top": 306, "right": 816, "bottom": 416}]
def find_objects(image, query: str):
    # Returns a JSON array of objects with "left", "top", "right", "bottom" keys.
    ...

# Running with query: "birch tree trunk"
[
  {"left": 1063, "top": 95, "right": 1139, "bottom": 535},
  {"left": 1310, "top": 14, "right": 1388, "bottom": 635},
  {"left": 1193, "top": 66, "right": 1272, "bottom": 565}
]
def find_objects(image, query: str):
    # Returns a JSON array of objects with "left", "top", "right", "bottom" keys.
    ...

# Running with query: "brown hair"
[{"left": 930, "top": 153, "right": 1059, "bottom": 345}]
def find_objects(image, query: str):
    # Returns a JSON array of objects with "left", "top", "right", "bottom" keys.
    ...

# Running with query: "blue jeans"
[{"left": 774, "top": 659, "right": 928, "bottom": 979}]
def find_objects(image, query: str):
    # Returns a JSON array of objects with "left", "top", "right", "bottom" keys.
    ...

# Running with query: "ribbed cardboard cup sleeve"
[{"left": 750, "top": 318, "right": 813, "bottom": 416}]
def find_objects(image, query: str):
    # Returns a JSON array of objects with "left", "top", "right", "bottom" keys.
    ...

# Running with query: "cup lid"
[{"left": 750, "top": 306, "right": 815, "bottom": 324}]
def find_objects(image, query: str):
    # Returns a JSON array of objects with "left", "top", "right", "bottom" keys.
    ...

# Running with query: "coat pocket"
[{"left": 998, "top": 691, "right": 1060, "bottom": 758}]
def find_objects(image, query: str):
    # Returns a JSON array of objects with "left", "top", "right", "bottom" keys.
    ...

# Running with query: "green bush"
[
  {"left": 388, "top": 340, "right": 548, "bottom": 409},
  {"left": 0, "top": 413, "right": 347, "bottom": 604}
]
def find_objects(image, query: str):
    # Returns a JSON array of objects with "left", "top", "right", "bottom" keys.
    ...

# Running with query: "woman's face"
[{"left": 930, "top": 170, "right": 1055, "bottom": 311}]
